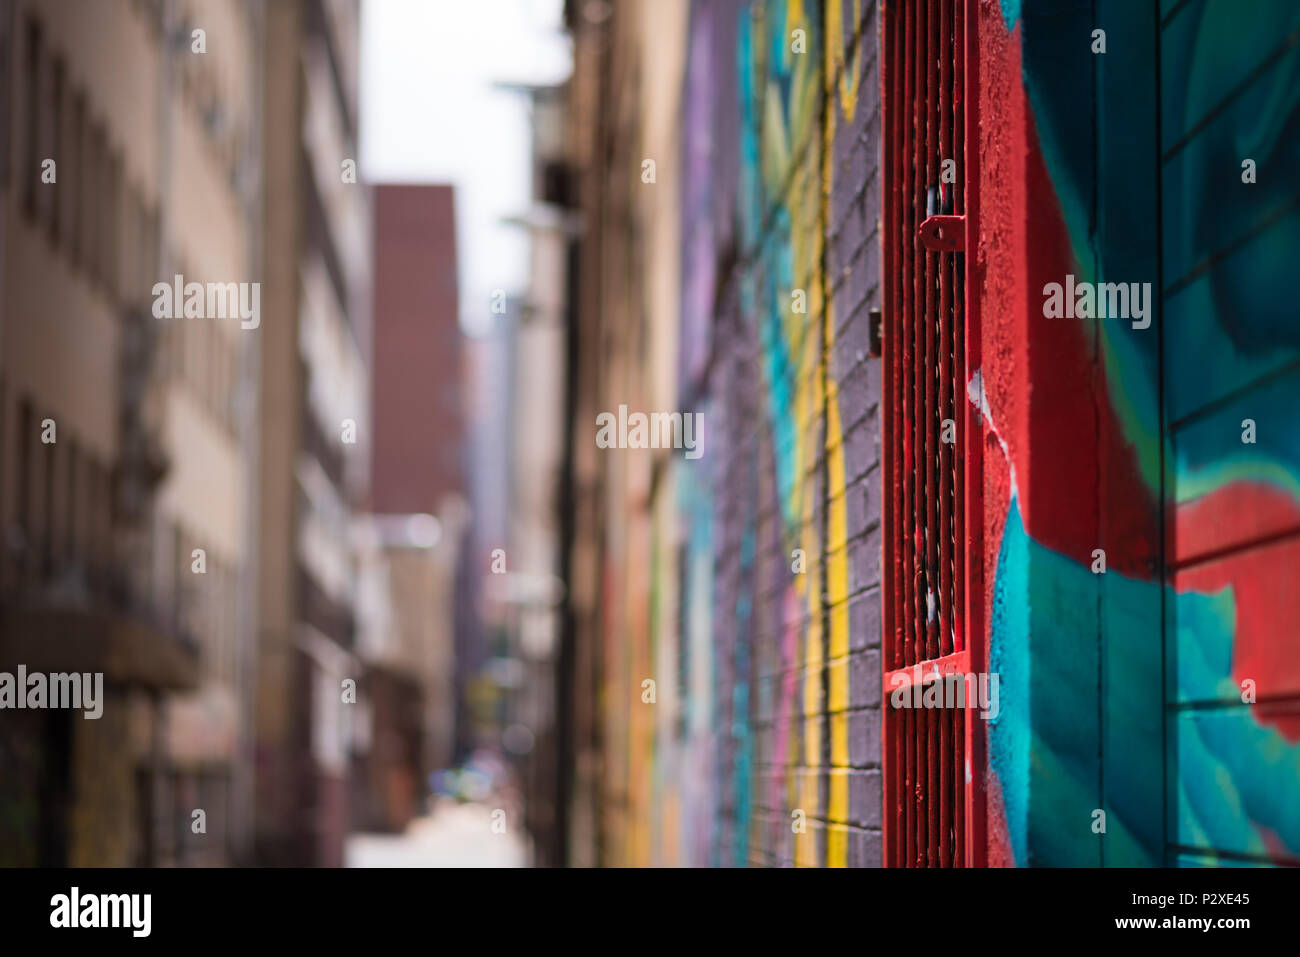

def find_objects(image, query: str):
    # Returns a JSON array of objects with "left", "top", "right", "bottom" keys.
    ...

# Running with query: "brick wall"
[{"left": 561, "top": 0, "right": 883, "bottom": 867}]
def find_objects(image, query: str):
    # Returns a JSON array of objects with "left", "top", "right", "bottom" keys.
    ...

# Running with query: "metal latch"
[{"left": 917, "top": 214, "right": 965, "bottom": 252}]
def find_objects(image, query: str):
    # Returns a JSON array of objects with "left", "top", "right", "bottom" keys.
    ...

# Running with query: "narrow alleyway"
[{"left": 345, "top": 800, "right": 525, "bottom": 868}]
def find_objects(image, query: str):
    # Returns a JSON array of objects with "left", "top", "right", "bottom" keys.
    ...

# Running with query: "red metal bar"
[
  {"left": 912, "top": 0, "right": 927, "bottom": 675},
  {"left": 891, "top": 0, "right": 903, "bottom": 861},
  {"left": 880, "top": 0, "right": 897, "bottom": 870},
  {"left": 880, "top": 0, "right": 984, "bottom": 868},
  {"left": 902, "top": 0, "right": 917, "bottom": 675},
  {"left": 938, "top": 0, "right": 954, "bottom": 662},
  {"left": 902, "top": 0, "right": 918, "bottom": 866},
  {"left": 939, "top": 694, "right": 951, "bottom": 865},
  {"left": 954, "top": 698, "right": 965, "bottom": 863},
  {"left": 912, "top": 0, "right": 927, "bottom": 673},
  {"left": 903, "top": 0, "right": 920, "bottom": 866},
  {"left": 952, "top": 0, "right": 966, "bottom": 659},
  {"left": 924, "top": 0, "right": 942, "bottom": 868},
  {"left": 962, "top": 0, "right": 986, "bottom": 869},
  {"left": 913, "top": 0, "right": 930, "bottom": 863},
  {"left": 924, "top": 0, "right": 939, "bottom": 666},
  {"left": 891, "top": 2, "right": 905, "bottom": 676},
  {"left": 940, "top": 0, "right": 957, "bottom": 865}
]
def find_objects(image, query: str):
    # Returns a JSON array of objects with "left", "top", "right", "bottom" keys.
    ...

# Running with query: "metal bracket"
[{"left": 918, "top": 214, "right": 965, "bottom": 252}]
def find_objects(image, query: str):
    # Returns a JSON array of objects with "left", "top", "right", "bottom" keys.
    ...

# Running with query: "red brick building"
[{"left": 371, "top": 184, "right": 465, "bottom": 514}]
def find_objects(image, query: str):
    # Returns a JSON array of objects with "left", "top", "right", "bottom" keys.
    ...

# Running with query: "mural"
[
  {"left": 588, "top": 0, "right": 1298, "bottom": 869},
  {"left": 981, "top": 0, "right": 1300, "bottom": 865},
  {"left": 660, "top": 0, "right": 882, "bottom": 867}
]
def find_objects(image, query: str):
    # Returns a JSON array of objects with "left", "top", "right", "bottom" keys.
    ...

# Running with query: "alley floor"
[{"left": 345, "top": 800, "right": 525, "bottom": 868}]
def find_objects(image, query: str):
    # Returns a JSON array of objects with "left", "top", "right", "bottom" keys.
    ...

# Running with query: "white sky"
[{"left": 359, "top": 0, "right": 572, "bottom": 337}]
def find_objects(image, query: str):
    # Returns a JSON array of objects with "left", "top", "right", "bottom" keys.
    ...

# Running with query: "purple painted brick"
[
  {"left": 848, "top": 827, "right": 884, "bottom": 868},
  {"left": 849, "top": 585, "right": 882, "bottom": 652},
  {"left": 850, "top": 648, "right": 882, "bottom": 709},
  {"left": 848, "top": 768, "right": 883, "bottom": 828},
  {"left": 849, "top": 706, "right": 882, "bottom": 768},
  {"left": 848, "top": 526, "right": 881, "bottom": 593}
]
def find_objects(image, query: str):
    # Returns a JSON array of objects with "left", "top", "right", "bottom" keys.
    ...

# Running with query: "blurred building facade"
[
  {"left": 350, "top": 508, "right": 465, "bottom": 834},
  {"left": 497, "top": 84, "right": 575, "bottom": 867},
  {"left": 0, "top": 0, "right": 263, "bottom": 867},
  {"left": 349, "top": 183, "right": 469, "bottom": 835},
  {"left": 252, "top": 0, "right": 372, "bottom": 868},
  {"left": 461, "top": 297, "right": 517, "bottom": 762},
  {"left": 370, "top": 185, "right": 463, "bottom": 517}
]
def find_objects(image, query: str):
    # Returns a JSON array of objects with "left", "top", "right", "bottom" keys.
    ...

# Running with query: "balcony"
[
  {"left": 0, "top": 533, "right": 200, "bottom": 691},
  {"left": 300, "top": 400, "right": 347, "bottom": 492},
  {"left": 295, "top": 561, "right": 355, "bottom": 650}
]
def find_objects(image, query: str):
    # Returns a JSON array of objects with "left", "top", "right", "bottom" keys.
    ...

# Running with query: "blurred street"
[
  {"left": 346, "top": 799, "right": 524, "bottom": 869},
  {"left": 2, "top": 0, "right": 1299, "bottom": 875}
]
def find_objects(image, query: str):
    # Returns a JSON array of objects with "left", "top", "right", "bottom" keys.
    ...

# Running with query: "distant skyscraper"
[{"left": 371, "top": 184, "right": 464, "bottom": 514}]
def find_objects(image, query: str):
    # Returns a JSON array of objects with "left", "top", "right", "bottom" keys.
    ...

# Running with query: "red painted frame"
[{"left": 880, "top": 0, "right": 985, "bottom": 868}]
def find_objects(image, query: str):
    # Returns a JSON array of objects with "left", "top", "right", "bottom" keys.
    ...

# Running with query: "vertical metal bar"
[
  {"left": 914, "top": 0, "right": 931, "bottom": 864},
  {"left": 924, "top": 0, "right": 939, "bottom": 666},
  {"left": 894, "top": 0, "right": 910, "bottom": 867},
  {"left": 952, "top": 0, "right": 966, "bottom": 658},
  {"left": 892, "top": 5, "right": 907, "bottom": 706},
  {"left": 939, "top": 644, "right": 952, "bottom": 864},
  {"left": 953, "top": 702, "right": 964, "bottom": 864},
  {"left": 925, "top": 0, "right": 942, "bottom": 868},
  {"left": 902, "top": 0, "right": 919, "bottom": 866},
  {"left": 936, "top": 0, "right": 956, "bottom": 871},
  {"left": 911, "top": 0, "right": 926, "bottom": 673},
  {"left": 895, "top": 698, "right": 905, "bottom": 866},
  {"left": 962, "top": 0, "right": 986, "bottom": 868},
  {"left": 938, "top": 0, "right": 954, "bottom": 662},
  {"left": 880, "top": 0, "right": 896, "bottom": 870},
  {"left": 906, "top": 0, "right": 920, "bottom": 866},
  {"left": 901, "top": 0, "right": 916, "bottom": 674},
  {"left": 905, "top": 704, "right": 916, "bottom": 866}
]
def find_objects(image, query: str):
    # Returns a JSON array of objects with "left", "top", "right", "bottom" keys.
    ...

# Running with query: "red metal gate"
[{"left": 880, "top": 0, "right": 984, "bottom": 867}]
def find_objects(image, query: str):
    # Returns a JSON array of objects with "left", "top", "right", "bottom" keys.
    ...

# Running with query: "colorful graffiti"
[
  {"left": 980, "top": 0, "right": 1300, "bottom": 866},
  {"left": 573, "top": 0, "right": 1298, "bottom": 869},
  {"left": 655, "top": 0, "right": 883, "bottom": 867}
]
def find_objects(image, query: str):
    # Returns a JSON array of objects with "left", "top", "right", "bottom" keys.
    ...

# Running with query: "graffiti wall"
[
  {"left": 654, "top": 0, "right": 886, "bottom": 868},
  {"left": 569, "top": 0, "right": 885, "bottom": 867},
  {"left": 977, "top": 0, "right": 1300, "bottom": 866},
  {"left": 564, "top": 0, "right": 1298, "bottom": 869}
]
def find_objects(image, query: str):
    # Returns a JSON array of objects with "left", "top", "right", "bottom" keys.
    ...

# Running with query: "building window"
[
  {"left": 84, "top": 122, "right": 101, "bottom": 283},
  {"left": 50, "top": 56, "right": 64, "bottom": 245},
  {"left": 105, "top": 150, "right": 122, "bottom": 301},
  {"left": 16, "top": 400, "right": 33, "bottom": 564},
  {"left": 22, "top": 17, "right": 41, "bottom": 220},
  {"left": 65, "top": 438, "right": 78, "bottom": 569},
  {"left": 87, "top": 457, "right": 109, "bottom": 589},
  {"left": 42, "top": 416, "right": 55, "bottom": 582},
  {"left": 69, "top": 93, "right": 84, "bottom": 267}
]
